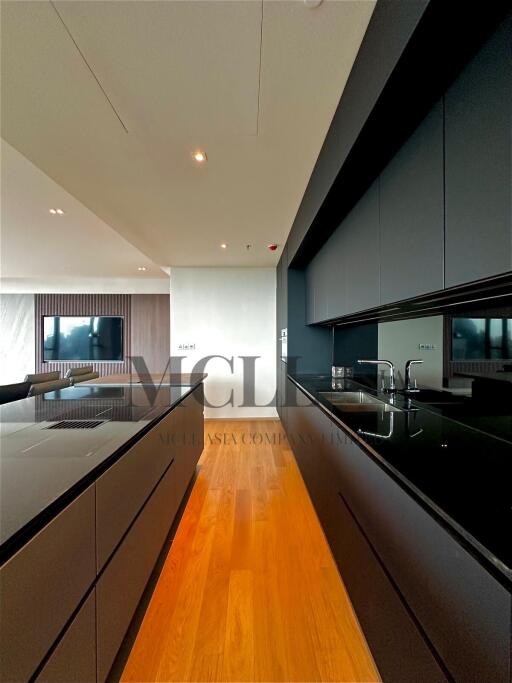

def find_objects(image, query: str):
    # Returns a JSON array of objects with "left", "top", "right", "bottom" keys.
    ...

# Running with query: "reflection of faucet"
[
  {"left": 358, "top": 359, "right": 396, "bottom": 393},
  {"left": 359, "top": 411, "right": 395, "bottom": 439},
  {"left": 405, "top": 409, "right": 423, "bottom": 438},
  {"left": 404, "top": 359, "right": 423, "bottom": 393}
]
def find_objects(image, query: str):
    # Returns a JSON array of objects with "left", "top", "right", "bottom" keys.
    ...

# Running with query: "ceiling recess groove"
[{"left": 49, "top": 0, "right": 129, "bottom": 133}]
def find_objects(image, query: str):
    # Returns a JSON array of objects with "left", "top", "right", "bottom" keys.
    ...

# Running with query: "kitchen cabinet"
[
  {"left": 380, "top": 100, "right": 444, "bottom": 303},
  {"left": 305, "top": 179, "right": 380, "bottom": 323},
  {"left": 343, "top": 180, "right": 380, "bottom": 313},
  {"left": 34, "top": 591, "right": 96, "bottom": 683},
  {"left": 96, "top": 383, "right": 204, "bottom": 681},
  {"left": 96, "top": 458, "right": 177, "bottom": 682},
  {"left": 444, "top": 15, "right": 512, "bottom": 287},
  {"left": 96, "top": 410, "right": 178, "bottom": 570},
  {"left": 284, "top": 377, "right": 512, "bottom": 683},
  {"left": 1, "top": 384, "right": 205, "bottom": 683},
  {"left": 276, "top": 360, "right": 287, "bottom": 423},
  {"left": 0, "top": 487, "right": 96, "bottom": 683},
  {"left": 305, "top": 225, "right": 345, "bottom": 323}
]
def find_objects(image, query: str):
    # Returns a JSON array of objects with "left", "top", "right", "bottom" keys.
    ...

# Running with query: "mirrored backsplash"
[{"left": 332, "top": 300, "right": 512, "bottom": 395}]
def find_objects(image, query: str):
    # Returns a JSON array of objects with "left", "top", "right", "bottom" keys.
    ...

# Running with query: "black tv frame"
[{"left": 42, "top": 315, "right": 125, "bottom": 363}]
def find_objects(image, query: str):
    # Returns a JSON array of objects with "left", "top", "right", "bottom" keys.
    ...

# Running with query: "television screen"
[
  {"left": 43, "top": 316, "right": 124, "bottom": 362},
  {"left": 452, "top": 317, "right": 512, "bottom": 360}
]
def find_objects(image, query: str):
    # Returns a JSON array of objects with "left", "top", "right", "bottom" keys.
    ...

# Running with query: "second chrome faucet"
[{"left": 357, "top": 358, "right": 424, "bottom": 393}]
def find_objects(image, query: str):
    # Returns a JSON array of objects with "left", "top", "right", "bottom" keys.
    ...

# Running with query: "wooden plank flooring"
[{"left": 121, "top": 420, "right": 380, "bottom": 682}]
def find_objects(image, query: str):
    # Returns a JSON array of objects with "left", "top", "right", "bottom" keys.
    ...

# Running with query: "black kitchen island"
[{"left": 0, "top": 378, "right": 205, "bottom": 683}]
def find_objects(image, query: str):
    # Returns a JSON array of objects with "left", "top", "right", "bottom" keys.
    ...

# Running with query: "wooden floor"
[{"left": 121, "top": 420, "right": 380, "bottom": 683}]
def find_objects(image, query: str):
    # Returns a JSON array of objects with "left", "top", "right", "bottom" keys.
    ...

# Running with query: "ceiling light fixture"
[
  {"left": 49, "top": 208, "right": 65, "bottom": 215},
  {"left": 220, "top": 243, "right": 227, "bottom": 249},
  {"left": 56, "top": 208, "right": 65, "bottom": 215},
  {"left": 193, "top": 150, "right": 207, "bottom": 163},
  {"left": 137, "top": 266, "right": 147, "bottom": 271}
]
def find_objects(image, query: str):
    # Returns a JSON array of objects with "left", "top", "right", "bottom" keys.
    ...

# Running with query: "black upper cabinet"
[
  {"left": 306, "top": 181, "right": 379, "bottom": 323},
  {"left": 343, "top": 179, "right": 380, "bottom": 314},
  {"left": 380, "top": 99, "right": 445, "bottom": 304},
  {"left": 444, "top": 15, "right": 512, "bottom": 288}
]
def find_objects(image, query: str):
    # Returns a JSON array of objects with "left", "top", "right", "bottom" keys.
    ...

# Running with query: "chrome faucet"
[
  {"left": 357, "top": 359, "right": 396, "bottom": 393},
  {"left": 404, "top": 359, "right": 423, "bottom": 393}
]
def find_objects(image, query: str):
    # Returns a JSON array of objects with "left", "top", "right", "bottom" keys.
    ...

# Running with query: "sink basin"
[{"left": 319, "top": 391, "right": 400, "bottom": 413}]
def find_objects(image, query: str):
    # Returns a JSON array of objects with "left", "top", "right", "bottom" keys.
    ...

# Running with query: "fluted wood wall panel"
[{"left": 35, "top": 294, "right": 131, "bottom": 376}]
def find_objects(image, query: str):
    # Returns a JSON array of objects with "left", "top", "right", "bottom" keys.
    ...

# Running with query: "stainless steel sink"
[{"left": 319, "top": 391, "right": 400, "bottom": 413}]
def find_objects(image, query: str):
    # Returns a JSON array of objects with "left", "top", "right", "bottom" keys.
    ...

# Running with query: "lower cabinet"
[
  {"left": 35, "top": 591, "right": 96, "bottom": 683},
  {"left": 2, "top": 385, "right": 205, "bottom": 683},
  {"left": 0, "top": 487, "right": 96, "bottom": 683},
  {"left": 96, "top": 459, "right": 178, "bottom": 682},
  {"left": 97, "top": 383, "right": 204, "bottom": 682},
  {"left": 284, "top": 378, "right": 512, "bottom": 683}
]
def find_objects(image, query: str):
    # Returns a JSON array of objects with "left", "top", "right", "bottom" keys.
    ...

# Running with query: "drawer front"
[
  {"left": 96, "top": 458, "right": 178, "bottom": 683},
  {"left": 173, "top": 385, "right": 204, "bottom": 498},
  {"left": 96, "top": 407, "right": 179, "bottom": 570},
  {"left": 330, "top": 490, "right": 449, "bottom": 683},
  {"left": 35, "top": 590, "right": 96, "bottom": 683},
  {"left": 186, "top": 384, "right": 204, "bottom": 480},
  {"left": 0, "top": 487, "right": 95, "bottom": 683},
  {"left": 332, "top": 434, "right": 511, "bottom": 683}
]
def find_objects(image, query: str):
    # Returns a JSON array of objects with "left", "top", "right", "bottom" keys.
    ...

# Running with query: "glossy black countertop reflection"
[
  {"left": 0, "top": 380, "right": 203, "bottom": 562},
  {"left": 286, "top": 372, "right": 512, "bottom": 587}
]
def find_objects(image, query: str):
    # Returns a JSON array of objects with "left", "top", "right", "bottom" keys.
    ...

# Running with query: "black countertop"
[
  {"left": 286, "top": 371, "right": 512, "bottom": 588},
  {"left": 0, "top": 379, "right": 204, "bottom": 563}
]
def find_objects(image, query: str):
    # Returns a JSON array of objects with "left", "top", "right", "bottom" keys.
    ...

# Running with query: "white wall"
[
  {"left": 0, "top": 294, "right": 35, "bottom": 384},
  {"left": 170, "top": 268, "right": 276, "bottom": 418},
  {"left": 378, "top": 316, "right": 444, "bottom": 389}
]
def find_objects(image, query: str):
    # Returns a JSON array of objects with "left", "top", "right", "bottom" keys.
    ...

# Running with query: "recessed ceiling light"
[
  {"left": 137, "top": 266, "right": 147, "bottom": 271},
  {"left": 49, "top": 208, "right": 57, "bottom": 214},
  {"left": 56, "top": 208, "right": 65, "bottom": 215},
  {"left": 49, "top": 208, "right": 65, "bottom": 215},
  {"left": 220, "top": 243, "right": 227, "bottom": 249},
  {"left": 193, "top": 150, "right": 207, "bottom": 163}
]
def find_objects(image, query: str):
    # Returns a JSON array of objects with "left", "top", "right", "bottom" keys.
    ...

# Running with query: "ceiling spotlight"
[
  {"left": 193, "top": 150, "right": 207, "bottom": 163},
  {"left": 56, "top": 208, "right": 65, "bottom": 215},
  {"left": 137, "top": 266, "right": 147, "bottom": 271},
  {"left": 220, "top": 243, "right": 227, "bottom": 249},
  {"left": 49, "top": 208, "right": 57, "bottom": 214}
]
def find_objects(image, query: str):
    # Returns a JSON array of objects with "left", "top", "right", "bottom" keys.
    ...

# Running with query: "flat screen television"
[
  {"left": 452, "top": 317, "right": 512, "bottom": 360},
  {"left": 43, "top": 316, "right": 124, "bottom": 362}
]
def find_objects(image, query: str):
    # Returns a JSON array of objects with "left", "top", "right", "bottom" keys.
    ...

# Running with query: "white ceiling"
[
  {"left": 0, "top": 140, "right": 167, "bottom": 280},
  {"left": 1, "top": 0, "right": 375, "bottom": 269}
]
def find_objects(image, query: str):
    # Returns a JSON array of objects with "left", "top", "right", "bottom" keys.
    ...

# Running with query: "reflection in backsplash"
[
  {"left": 332, "top": 303, "right": 512, "bottom": 396},
  {"left": 378, "top": 316, "right": 444, "bottom": 390}
]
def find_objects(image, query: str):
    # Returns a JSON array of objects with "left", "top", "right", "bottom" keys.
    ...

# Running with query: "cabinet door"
[
  {"left": 0, "top": 487, "right": 95, "bottom": 683},
  {"left": 343, "top": 180, "right": 380, "bottom": 314},
  {"left": 444, "top": 16, "right": 512, "bottom": 287},
  {"left": 380, "top": 99, "right": 444, "bottom": 304},
  {"left": 281, "top": 244, "right": 288, "bottom": 330},
  {"left": 330, "top": 491, "right": 449, "bottom": 683},
  {"left": 306, "top": 228, "right": 346, "bottom": 324},
  {"left": 35, "top": 591, "right": 96, "bottom": 683},
  {"left": 332, "top": 433, "right": 511, "bottom": 683},
  {"left": 96, "top": 459, "right": 177, "bottom": 683},
  {"left": 96, "top": 407, "right": 178, "bottom": 571}
]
